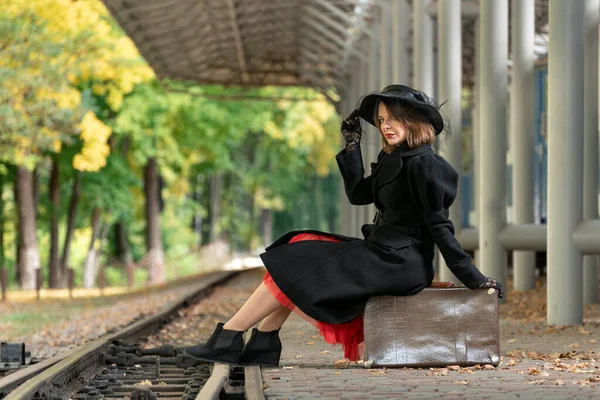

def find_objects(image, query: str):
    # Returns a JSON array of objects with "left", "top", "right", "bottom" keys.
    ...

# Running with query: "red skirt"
[{"left": 263, "top": 233, "right": 364, "bottom": 361}]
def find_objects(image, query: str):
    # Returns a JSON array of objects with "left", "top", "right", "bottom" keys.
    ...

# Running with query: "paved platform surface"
[{"left": 261, "top": 291, "right": 600, "bottom": 399}]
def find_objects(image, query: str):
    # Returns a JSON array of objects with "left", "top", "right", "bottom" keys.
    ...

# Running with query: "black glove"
[
  {"left": 341, "top": 109, "right": 362, "bottom": 152},
  {"left": 477, "top": 277, "right": 504, "bottom": 299}
]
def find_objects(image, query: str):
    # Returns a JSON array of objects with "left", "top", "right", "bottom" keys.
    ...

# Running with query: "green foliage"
[{"left": 0, "top": 3, "right": 346, "bottom": 289}]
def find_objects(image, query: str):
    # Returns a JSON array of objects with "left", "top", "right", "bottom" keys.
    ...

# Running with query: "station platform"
[{"left": 262, "top": 285, "right": 600, "bottom": 400}]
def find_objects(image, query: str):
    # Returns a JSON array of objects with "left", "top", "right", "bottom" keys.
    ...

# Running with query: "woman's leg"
[
  {"left": 258, "top": 307, "right": 293, "bottom": 331},
  {"left": 223, "top": 282, "right": 283, "bottom": 331}
]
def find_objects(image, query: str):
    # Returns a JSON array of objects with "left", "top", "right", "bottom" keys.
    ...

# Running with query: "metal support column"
[
  {"left": 479, "top": 0, "right": 508, "bottom": 292},
  {"left": 379, "top": 5, "right": 391, "bottom": 87},
  {"left": 547, "top": 0, "right": 585, "bottom": 325},
  {"left": 511, "top": 0, "right": 536, "bottom": 291},
  {"left": 358, "top": 38, "right": 374, "bottom": 230},
  {"left": 437, "top": 0, "right": 462, "bottom": 283},
  {"left": 351, "top": 67, "right": 363, "bottom": 237},
  {"left": 473, "top": 18, "right": 481, "bottom": 267},
  {"left": 412, "top": 0, "right": 433, "bottom": 94},
  {"left": 392, "top": 0, "right": 409, "bottom": 85},
  {"left": 368, "top": 16, "right": 380, "bottom": 218},
  {"left": 339, "top": 83, "right": 352, "bottom": 236},
  {"left": 583, "top": 0, "right": 599, "bottom": 304}
]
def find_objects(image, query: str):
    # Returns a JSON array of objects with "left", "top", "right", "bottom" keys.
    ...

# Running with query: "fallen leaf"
[
  {"left": 447, "top": 365, "right": 461, "bottom": 371},
  {"left": 508, "top": 338, "right": 516, "bottom": 343},
  {"left": 508, "top": 359, "right": 517, "bottom": 366},
  {"left": 134, "top": 380, "right": 153, "bottom": 386},
  {"left": 370, "top": 369, "right": 388, "bottom": 375},
  {"left": 305, "top": 341, "right": 316, "bottom": 345},
  {"left": 334, "top": 359, "right": 349, "bottom": 369},
  {"left": 454, "top": 380, "right": 470, "bottom": 385},
  {"left": 320, "top": 350, "right": 331, "bottom": 355},
  {"left": 528, "top": 380, "right": 546, "bottom": 385},
  {"left": 568, "top": 343, "right": 581, "bottom": 348}
]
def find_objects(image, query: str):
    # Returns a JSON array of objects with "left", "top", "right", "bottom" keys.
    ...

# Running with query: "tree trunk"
[
  {"left": 49, "top": 157, "right": 61, "bottom": 288},
  {"left": 113, "top": 135, "right": 134, "bottom": 273},
  {"left": 97, "top": 219, "right": 111, "bottom": 290},
  {"left": 13, "top": 175, "right": 21, "bottom": 283},
  {"left": 260, "top": 209, "right": 273, "bottom": 247},
  {"left": 32, "top": 166, "right": 40, "bottom": 211},
  {"left": 16, "top": 166, "right": 40, "bottom": 289},
  {"left": 193, "top": 174, "right": 204, "bottom": 246},
  {"left": 209, "top": 172, "right": 223, "bottom": 243},
  {"left": 114, "top": 222, "right": 134, "bottom": 268},
  {"left": 61, "top": 171, "right": 81, "bottom": 279},
  {"left": 247, "top": 184, "right": 257, "bottom": 250},
  {"left": 83, "top": 207, "right": 101, "bottom": 288},
  {"left": 313, "top": 175, "right": 325, "bottom": 231},
  {"left": 144, "top": 158, "right": 165, "bottom": 284},
  {"left": 0, "top": 170, "right": 5, "bottom": 268}
]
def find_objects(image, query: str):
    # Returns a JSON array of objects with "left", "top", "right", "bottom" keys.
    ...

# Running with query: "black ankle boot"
[
  {"left": 184, "top": 323, "right": 245, "bottom": 365},
  {"left": 239, "top": 328, "right": 282, "bottom": 367}
]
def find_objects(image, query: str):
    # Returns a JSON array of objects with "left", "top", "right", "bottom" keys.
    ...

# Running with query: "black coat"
[{"left": 260, "top": 143, "right": 487, "bottom": 324}]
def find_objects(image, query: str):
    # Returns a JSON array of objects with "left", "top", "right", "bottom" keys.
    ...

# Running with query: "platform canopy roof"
[{"left": 101, "top": 0, "right": 549, "bottom": 101}]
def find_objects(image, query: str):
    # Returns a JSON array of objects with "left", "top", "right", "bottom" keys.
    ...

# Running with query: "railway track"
[{"left": 0, "top": 269, "right": 265, "bottom": 400}]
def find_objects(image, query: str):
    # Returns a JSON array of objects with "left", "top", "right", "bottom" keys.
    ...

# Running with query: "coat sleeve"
[
  {"left": 335, "top": 146, "right": 374, "bottom": 205},
  {"left": 407, "top": 155, "right": 487, "bottom": 289}
]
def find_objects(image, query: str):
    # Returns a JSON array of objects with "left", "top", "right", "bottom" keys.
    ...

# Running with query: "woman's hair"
[{"left": 373, "top": 98, "right": 435, "bottom": 154}]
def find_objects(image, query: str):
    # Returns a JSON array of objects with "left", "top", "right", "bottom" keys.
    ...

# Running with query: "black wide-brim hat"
[{"left": 357, "top": 84, "right": 445, "bottom": 134}]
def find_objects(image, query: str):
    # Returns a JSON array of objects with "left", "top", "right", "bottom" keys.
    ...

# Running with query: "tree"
[{"left": 1, "top": 0, "right": 153, "bottom": 288}]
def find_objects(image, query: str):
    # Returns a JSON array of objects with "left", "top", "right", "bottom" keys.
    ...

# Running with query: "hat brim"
[{"left": 357, "top": 93, "right": 444, "bottom": 134}]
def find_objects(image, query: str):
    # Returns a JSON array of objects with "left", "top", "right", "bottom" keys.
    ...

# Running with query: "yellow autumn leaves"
[
  {"left": 2, "top": 0, "right": 153, "bottom": 171},
  {"left": 73, "top": 112, "right": 112, "bottom": 171},
  {"left": 264, "top": 98, "right": 340, "bottom": 176}
]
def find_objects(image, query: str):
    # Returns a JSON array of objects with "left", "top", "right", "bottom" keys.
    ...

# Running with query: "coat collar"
[{"left": 372, "top": 143, "right": 432, "bottom": 189}]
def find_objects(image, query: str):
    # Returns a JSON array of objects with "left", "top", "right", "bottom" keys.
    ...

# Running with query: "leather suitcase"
[{"left": 363, "top": 287, "right": 500, "bottom": 368}]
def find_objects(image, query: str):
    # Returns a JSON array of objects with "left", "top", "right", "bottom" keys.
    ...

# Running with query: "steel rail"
[{"left": 0, "top": 270, "right": 239, "bottom": 399}]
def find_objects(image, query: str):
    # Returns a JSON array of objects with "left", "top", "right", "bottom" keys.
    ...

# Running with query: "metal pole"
[
  {"left": 392, "top": 0, "right": 409, "bottom": 85},
  {"left": 583, "top": 0, "right": 599, "bottom": 304},
  {"left": 511, "top": 0, "right": 537, "bottom": 291},
  {"left": 360, "top": 37, "right": 379, "bottom": 223},
  {"left": 339, "top": 91, "right": 350, "bottom": 236},
  {"left": 379, "top": 5, "right": 390, "bottom": 87},
  {"left": 547, "top": 0, "right": 585, "bottom": 325},
  {"left": 479, "top": 0, "right": 508, "bottom": 292},
  {"left": 368, "top": 17, "right": 381, "bottom": 227},
  {"left": 437, "top": 0, "right": 462, "bottom": 284},
  {"left": 412, "top": 0, "right": 433, "bottom": 94},
  {"left": 358, "top": 44, "right": 373, "bottom": 229},
  {"left": 473, "top": 18, "right": 481, "bottom": 268},
  {"left": 351, "top": 69, "right": 362, "bottom": 237}
]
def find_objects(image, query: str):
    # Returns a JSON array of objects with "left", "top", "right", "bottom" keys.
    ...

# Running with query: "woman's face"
[{"left": 377, "top": 102, "right": 407, "bottom": 147}]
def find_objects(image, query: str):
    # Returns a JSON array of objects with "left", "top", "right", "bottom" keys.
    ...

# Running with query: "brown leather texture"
[
  {"left": 364, "top": 288, "right": 500, "bottom": 368},
  {"left": 429, "top": 282, "right": 455, "bottom": 288}
]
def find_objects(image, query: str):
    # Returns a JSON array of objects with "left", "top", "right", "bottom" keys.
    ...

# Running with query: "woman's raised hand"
[
  {"left": 341, "top": 109, "right": 362, "bottom": 152},
  {"left": 477, "top": 277, "right": 504, "bottom": 299}
]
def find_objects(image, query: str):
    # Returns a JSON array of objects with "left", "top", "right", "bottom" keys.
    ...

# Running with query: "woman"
[{"left": 184, "top": 84, "right": 504, "bottom": 367}]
